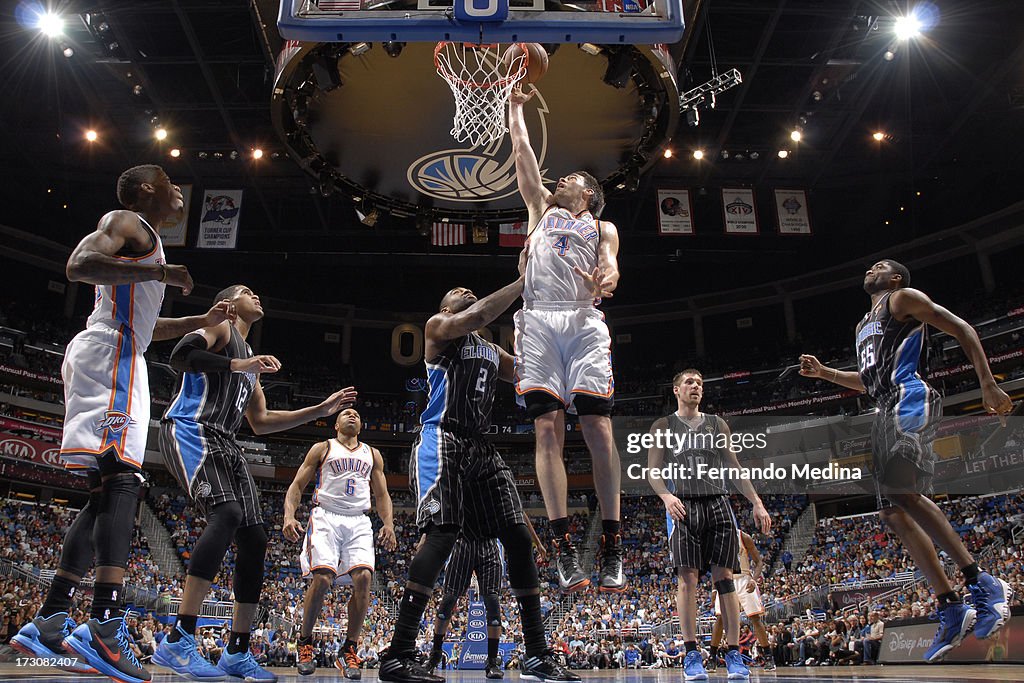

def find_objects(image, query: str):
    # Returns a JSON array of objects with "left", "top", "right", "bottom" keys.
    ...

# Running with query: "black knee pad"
[
  {"left": 233, "top": 523, "right": 268, "bottom": 604},
  {"left": 437, "top": 592, "right": 459, "bottom": 622},
  {"left": 573, "top": 394, "right": 613, "bottom": 417},
  {"left": 408, "top": 525, "right": 459, "bottom": 587},
  {"left": 93, "top": 472, "right": 142, "bottom": 569},
  {"left": 59, "top": 488, "right": 102, "bottom": 576},
  {"left": 714, "top": 578, "right": 736, "bottom": 595},
  {"left": 524, "top": 391, "right": 564, "bottom": 420},
  {"left": 484, "top": 592, "right": 501, "bottom": 627},
  {"left": 497, "top": 524, "right": 539, "bottom": 590},
  {"left": 188, "top": 502, "right": 244, "bottom": 581}
]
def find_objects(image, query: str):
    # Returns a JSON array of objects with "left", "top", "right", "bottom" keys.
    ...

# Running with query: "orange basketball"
[{"left": 504, "top": 43, "right": 548, "bottom": 84}]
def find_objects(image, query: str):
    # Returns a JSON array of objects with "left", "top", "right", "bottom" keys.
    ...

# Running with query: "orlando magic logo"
[{"left": 407, "top": 87, "right": 551, "bottom": 202}]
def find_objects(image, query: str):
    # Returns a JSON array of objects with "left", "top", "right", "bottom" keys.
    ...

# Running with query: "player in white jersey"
[
  {"left": 708, "top": 531, "right": 775, "bottom": 672},
  {"left": 509, "top": 86, "right": 624, "bottom": 594},
  {"left": 284, "top": 408, "right": 396, "bottom": 678},
  {"left": 11, "top": 165, "right": 232, "bottom": 683}
]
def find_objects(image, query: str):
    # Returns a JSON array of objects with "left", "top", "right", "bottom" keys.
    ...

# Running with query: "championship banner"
[
  {"left": 197, "top": 190, "right": 243, "bottom": 249},
  {"left": 159, "top": 184, "right": 192, "bottom": 247},
  {"left": 458, "top": 601, "right": 489, "bottom": 670},
  {"left": 722, "top": 188, "right": 758, "bottom": 234},
  {"left": 774, "top": 188, "right": 812, "bottom": 235},
  {"left": 657, "top": 189, "right": 695, "bottom": 235}
]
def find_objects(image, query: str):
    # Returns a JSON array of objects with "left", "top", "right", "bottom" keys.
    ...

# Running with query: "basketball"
[{"left": 504, "top": 43, "right": 548, "bottom": 84}]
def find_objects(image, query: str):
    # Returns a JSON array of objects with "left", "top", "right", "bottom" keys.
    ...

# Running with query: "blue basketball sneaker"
[
  {"left": 923, "top": 602, "right": 976, "bottom": 662},
  {"left": 217, "top": 647, "right": 278, "bottom": 682},
  {"left": 153, "top": 625, "right": 226, "bottom": 681},
  {"left": 969, "top": 572, "right": 1013, "bottom": 640},
  {"left": 683, "top": 650, "right": 708, "bottom": 681},
  {"left": 62, "top": 615, "right": 151, "bottom": 683},
  {"left": 10, "top": 612, "right": 95, "bottom": 674},
  {"left": 724, "top": 649, "right": 750, "bottom": 679}
]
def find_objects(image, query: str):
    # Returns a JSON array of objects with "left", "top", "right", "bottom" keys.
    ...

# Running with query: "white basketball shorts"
[
  {"left": 714, "top": 574, "right": 765, "bottom": 617},
  {"left": 300, "top": 506, "right": 375, "bottom": 585}
]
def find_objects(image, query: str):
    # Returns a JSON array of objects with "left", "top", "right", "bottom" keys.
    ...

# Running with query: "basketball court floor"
[{"left": 1, "top": 665, "right": 1021, "bottom": 682}]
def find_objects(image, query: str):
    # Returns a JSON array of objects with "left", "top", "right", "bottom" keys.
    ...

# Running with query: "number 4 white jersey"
[
  {"left": 523, "top": 205, "right": 601, "bottom": 306},
  {"left": 313, "top": 440, "right": 374, "bottom": 515}
]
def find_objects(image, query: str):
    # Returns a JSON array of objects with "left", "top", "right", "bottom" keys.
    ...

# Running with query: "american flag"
[{"left": 432, "top": 222, "right": 466, "bottom": 246}]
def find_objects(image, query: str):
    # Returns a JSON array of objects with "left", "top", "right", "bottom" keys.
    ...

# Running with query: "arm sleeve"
[{"left": 170, "top": 332, "right": 232, "bottom": 373}]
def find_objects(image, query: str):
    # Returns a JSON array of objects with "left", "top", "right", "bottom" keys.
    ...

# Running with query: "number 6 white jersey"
[
  {"left": 523, "top": 206, "right": 601, "bottom": 306},
  {"left": 313, "top": 440, "right": 374, "bottom": 515}
]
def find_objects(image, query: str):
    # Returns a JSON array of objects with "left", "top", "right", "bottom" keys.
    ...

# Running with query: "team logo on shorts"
[
  {"left": 96, "top": 410, "right": 134, "bottom": 434},
  {"left": 425, "top": 499, "right": 442, "bottom": 515},
  {"left": 194, "top": 481, "right": 213, "bottom": 498}
]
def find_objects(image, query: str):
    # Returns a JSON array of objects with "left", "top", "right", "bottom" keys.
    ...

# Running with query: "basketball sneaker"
[
  {"left": 216, "top": 647, "right": 277, "bottom": 681},
  {"left": 62, "top": 616, "right": 151, "bottom": 683},
  {"left": 425, "top": 648, "right": 443, "bottom": 674},
  {"left": 484, "top": 655, "right": 503, "bottom": 679},
  {"left": 379, "top": 648, "right": 445, "bottom": 683},
  {"left": 724, "top": 649, "right": 750, "bottom": 679},
  {"left": 521, "top": 650, "right": 580, "bottom": 681},
  {"left": 969, "top": 572, "right": 1013, "bottom": 639},
  {"left": 923, "top": 602, "right": 976, "bottom": 662},
  {"left": 10, "top": 612, "right": 96, "bottom": 674},
  {"left": 337, "top": 641, "right": 362, "bottom": 680},
  {"left": 683, "top": 650, "right": 707, "bottom": 681},
  {"left": 297, "top": 639, "right": 316, "bottom": 676},
  {"left": 598, "top": 533, "right": 626, "bottom": 593},
  {"left": 704, "top": 652, "right": 718, "bottom": 673},
  {"left": 763, "top": 653, "right": 777, "bottom": 671},
  {"left": 152, "top": 625, "right": 226, "bottom": 681},
  {"left": 553, "top": 535, "right": 589, "bottom": 593}
]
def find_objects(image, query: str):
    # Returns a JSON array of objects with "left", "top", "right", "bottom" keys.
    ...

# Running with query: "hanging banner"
[
  {"left": 774, "top": 188, "right": 812, "bottom": 235},
  {"left": 499, "top": 221, "right": 527, "bottom": 247},
  {"left": 158, "top": 184, "right": 191, "bottom": 247},
  {"left": 722, "top": 188, "right": 759, "bottom": 234},
  {"left": 197, "top": 190, "right": 243, "bottom": 249},
  {"left": 657, "top": 189, "right": 695, "bottom": 235}
]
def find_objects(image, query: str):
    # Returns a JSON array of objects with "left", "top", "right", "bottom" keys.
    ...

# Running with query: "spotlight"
[
  {"left": 198, "top": 151, "right": 208, "bottom": 159},
  {"left": 170, "top": 148, "right": 181, "bottom": 158},
  {"left": 37, "top": 12, "right": 64, "bottom": 38},
  {"left": 873, "top": 131, "right": 885, "bottom": 141},
  {"left": 692, "top": 149, "right": 703, "bottom": 160},
  {"left": 624, "top": 170, "right": 640, "bottom": 192},
  {"left": 312, "top": 54, "right": 343, "bottom": 92},
  {"left": 685, "top": 107, "right": 700, "bottom": 128},
  {"left": 106, "top": 41, "right": 119, "bottom": 52},
  {"left": 155, "top": 128, "right": 168, "bottom": 141},
  {"left": 894, "top": 14, "right": 922, "bottom": 41},
  {"left": 62, "top": 46, "right": 74, "bottom": 58},
  {"left": 252, "top": 148, "right": 263, "bottom": 160},
  {"left": 790, "top": 129, "right": 802, "bottom": 142},
  {"left": 884, "top": 50, "right": 896, "bottom": 61},
  {"left": 348, "top": 42, "right": 371, "bottom": 56},
  {"left": 579, "top": 43, "right": 602, "bottom": 56},
  {"left": 229, "top": 150, "right": 239, "bottom": 160},
  {"left": 319, "top": 171, "right": 335, "bottom": 197},
  {"left": 602, "top": 48, "right": 633, "bottom": 89},
  {"left": 357, "top": 206, "right": 380, "bottom": 227},
  {"left": 213, "top": 152, "right": 223, "bottom": 159},
  {"left": 778, "top": 150, "right": 790, "bottom": 159},
  {"left": 663, "top": 148, "right": 673, "bottom": 159},
  {"left": 382, "top": 41, "right": 404, "bottom": 58},
  {"left": 85, "top": 130, "right": 98, "bottom": 142},
  {"left": 749, "top": 151, "right": 759, "bottom": 160},
  {"left": 133, "top": 85, "right": 144, "bottom": 96},
  {"left": 721, "top": 150, "right": 730, "bottom": 160}
]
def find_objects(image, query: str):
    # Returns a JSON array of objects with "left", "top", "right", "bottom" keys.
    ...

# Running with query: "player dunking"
[
  {"left": 153, "top": 285, "right": 356, "bottom": 683},
  {"left": 799, "top": 259, "right": 1014, "bottom": 661},
  {"left": 379, "top": 254, "right": 578, "bottom": 683},
  {"left": 647, "top": 369, "right": 772, "bottom": 681},
  {"left": 283, "top": 408, "right": 397, "bottom": 678},
  {"left": 424, "top": 520, "right": 547, "bottom": 678},
  {"left": 508, "top": 86, "right": 624, "bottom": 593},
  {"left": 11, "top": 165, "right": 231, "bottom": 683},
  {"left": 707, "top": 530, "right": 774, "bottom": 672}
]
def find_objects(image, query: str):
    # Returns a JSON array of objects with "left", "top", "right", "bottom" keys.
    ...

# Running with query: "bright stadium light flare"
[
  {"left": 790, "top": 129, "right": 802, "bottom": 142},
  {"left": 37, "top": 12, "right": 64, "bottom": 38},
  {"left": 895, "top": 14, "right": 922, "bottom": 40},
  {"left": 873, "top": 131, "right": 885, "bottom": 141},
  {"left": 663, "top": 148, "right": 673, "bottom": 159},
  {"left": 170, "top": 148, "right": 181, "bottom": 158},
  {"left": 85, "top": 130, "right": 98, "bottom": 142},
  {"left": 692, "top": 149, "right": 704, "bottom": 160},
  {"left": 252, "top": 148, "right": 264, "bottom": 160},
  {"left": 155, "top": 128, "right": 168, "bottom": 141},
  {"left": 778, "top": 150, "right": 789, "bottom": 159}
]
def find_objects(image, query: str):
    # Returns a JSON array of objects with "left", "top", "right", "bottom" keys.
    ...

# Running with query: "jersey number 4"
[{"left": 552, "top": 235, "right": 570, "bottom": 256}]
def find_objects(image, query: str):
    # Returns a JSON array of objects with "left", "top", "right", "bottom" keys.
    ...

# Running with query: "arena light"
[
  {"left": 873, "top": 131, "right": 885, "bottom": 141},
  {"left": 170, "top": 148, "right": 181, "bottom": 158},
  {"left": 85, "top": 130, "right": 98, "bottom": 142},
  {"left": 252, "top": 148, "right": 264, "bottom": 160},
  {"left": 790, "top": 129, "right": 802, "bottom": 143},
  {"left": 777, "top": 150, "right": 790, "bottom": 159},
  {"left": 37, "top": 12, "right": 64, "bottom": 38},
  {"left": 692, "top": 149, "right": 704, "bottom": 160},
  {"left": 663, "top": 148, "right": 673, "bottom": 159},
  {"left": 894, "top": 14, "right": 922, "bottom": 41},
  {"left": 155, "top": 127, "right": 168, "bottom": 141}
]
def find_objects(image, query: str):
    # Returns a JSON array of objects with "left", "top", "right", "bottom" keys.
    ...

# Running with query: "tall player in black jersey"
[
  {"left": 647, "top": 369, "right": 772, "bottom": 681},
  {"left": 380, "top": 251, "right": 577, "bottom": 683},
  {"left": 154, "top": 285, "right": 356, "bottom": 683},
  {"left": 800, "top": 260, "right": 1014, "bottom": 662}
]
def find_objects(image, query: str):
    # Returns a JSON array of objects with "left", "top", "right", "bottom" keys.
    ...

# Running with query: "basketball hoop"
[{"left": 434, "top": 42, "right": 528, "bottom": 147}]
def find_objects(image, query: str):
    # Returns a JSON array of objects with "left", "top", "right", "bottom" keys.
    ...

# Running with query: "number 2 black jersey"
[
  {"left": 855, "top": 291, "right": 928, "bottom": 399},
  {"left": 420, "top": 332, "right": 500, "bottom": 433},
  {"left": 164, "top": 325, "right": 257, "bottom": 435}
]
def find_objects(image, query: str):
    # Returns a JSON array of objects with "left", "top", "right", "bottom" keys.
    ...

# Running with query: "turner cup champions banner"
[
  {"left": 458, "top": 601, "right": 489, "bottom": 670},
  {"left": 197, "top": 189, "right": 243, "bottom": 249}
]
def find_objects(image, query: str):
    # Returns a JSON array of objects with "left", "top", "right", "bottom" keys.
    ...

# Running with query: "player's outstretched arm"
[
  {"left": 508, "top": 86, "right": 552, "bottom": 223},
  {"left": 597, "top": 221, "right": 620, "bottom": 294},
  {"left": 369, "top": 447, "right": 397, "bottom": 551},
  {"left": 283, "top": 441, "right": 329, "bottom": 542},
  {"left": 798, "top": 354, "right": 865, "bottom": 392},
  {"left": 66, "top": 209, "right": 193, "bottom": 293},
  {"left": 426, "top": 278, "right": 525, "bottom": 350},
  {"left": 245, "top": 382, "right": 357, "bottom": 435},
  {"left": 718, "top": 417, "right": 771, "bottom": 534},
  {"left": 890, "top": 288, "right": 1013, "bottom": 419},
  {"left": 153, "top": 301, "right": 236, "bottom": 342}
]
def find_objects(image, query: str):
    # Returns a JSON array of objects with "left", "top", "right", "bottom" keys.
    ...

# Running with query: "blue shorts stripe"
[
  {"left": 897, "top": 380, "right": 927, "bottom": 434},
  {"left": 172, "top": 420, "right": 206, "bottom": 486},
  {"left": 415, "top": 426, "right": 441, "bottom": 501}
]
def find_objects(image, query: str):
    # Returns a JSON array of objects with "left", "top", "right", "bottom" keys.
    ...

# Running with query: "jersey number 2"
[{"left": 475, "top": 368, "right": 488, "bottom": 393}]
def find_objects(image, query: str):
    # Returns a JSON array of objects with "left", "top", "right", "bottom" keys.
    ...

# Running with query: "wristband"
[{"left": 158, "top": 264, "right": 167, "bottom": 282}]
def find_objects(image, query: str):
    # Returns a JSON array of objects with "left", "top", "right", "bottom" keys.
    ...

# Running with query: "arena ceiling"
[{"left": 1, "top": 0, "right": 1022, "bottom": 311}]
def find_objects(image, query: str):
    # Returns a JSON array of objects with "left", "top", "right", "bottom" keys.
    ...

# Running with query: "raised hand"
[
  {"left": 318, "top": 387, "right": 359, "bottom": 417},
  {"left": 574, "top": 266, "right": 615, "bottom": 298},
  {"left": 230, "top": 355, "right": 282, "bottom": 374}
]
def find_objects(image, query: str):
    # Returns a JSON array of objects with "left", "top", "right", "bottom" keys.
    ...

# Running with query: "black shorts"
[
  {"left": 159, "top": 419, "right": 263, "bottom": 527},
  {"left": 667, "top": 495, "right": 740, "bottom": 572},
  {"left": 442, "top": 536, "right": 503, "bottom": 597},
  {"left": 871, "top": 384, "right": 942, "bottom": 508},
  {"left": 410, "top": 424, "right": 526, "bottom": 540}
]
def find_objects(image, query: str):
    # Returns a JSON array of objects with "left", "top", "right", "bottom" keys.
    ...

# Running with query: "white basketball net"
[{"left": 435, "top": 42, "right": 528, "bottom": 147}]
